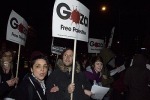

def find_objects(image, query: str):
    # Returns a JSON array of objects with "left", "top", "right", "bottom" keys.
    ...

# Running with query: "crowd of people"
[{"left": 0, "top": 47, "right": 150, "bottom": 100}]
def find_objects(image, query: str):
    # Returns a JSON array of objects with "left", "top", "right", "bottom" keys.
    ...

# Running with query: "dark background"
[{"left": 1, "top": 0, "right": 150, "bottom": 58}]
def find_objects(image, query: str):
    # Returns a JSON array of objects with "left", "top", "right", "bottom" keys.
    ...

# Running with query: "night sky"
[{"left": 1, "top": 0, "right": 150, "bottom": 56}]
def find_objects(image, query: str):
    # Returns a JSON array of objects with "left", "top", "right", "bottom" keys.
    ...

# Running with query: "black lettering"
[
  {"left": 90, "top": 41, "right": 94, "bottom": 46},
  {"left": 84, "top": 16, "right": 88, "bottom": 27},
  {"left": 10, "top": 17, "right": 18, "bottom": 29},
  {"left": 57, "top": 3, "right": 71, "bottom": 19},
  {"left": 80, "top": 14, "right": 84, "bottom": 25}
]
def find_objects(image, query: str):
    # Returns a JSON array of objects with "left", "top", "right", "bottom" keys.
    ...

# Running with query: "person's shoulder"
[
  {"left": 18, "top": 74, "right": 31, "bottom": 87},
  {"left": 51, "top": 68, "right": 62, "bottom": 74},
  {"left": 46, "top": 68, "right": 63, "bottom": 79},
  {"left": 15, "top": 78, "right": 31, "bottom": 95},
  {"left": 77, "top": 71, "right": 88, "bottom": 77},
  {"left": 84, "top": 69, "right": 93, "bottom": 75}
]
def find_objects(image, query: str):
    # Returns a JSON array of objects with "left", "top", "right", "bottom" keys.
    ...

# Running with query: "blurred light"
[
  {"left": 13, "top": 51, "right": 16, "bottom": 54},
  {"left": 141, "top": 48, "right": 146, "bottom": 50},
  {"left": 101, "top": 6, "right": 107, "bottom": 11},
  {"left": 117, "top": 41, "right": 120, "bottom": 44},
  {"left": 28, "top": 26, "right": 31, "bottom": 28}
]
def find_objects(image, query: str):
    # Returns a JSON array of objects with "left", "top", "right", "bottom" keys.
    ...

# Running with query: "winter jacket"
[
  {"left": 84, "top": 69, "right": 102, "bottom": 85},
  {"left": 46, "top": 59, "right": 91, "bottom": 100},
  {"left": 0, "top": 69, "right": 13, "bottom": 99},
  {"left": 13, "top": 74, "right": 47, "bottom": 100},
  {"left": 124, "top": 54, "right": 150, "bottom": 100}
]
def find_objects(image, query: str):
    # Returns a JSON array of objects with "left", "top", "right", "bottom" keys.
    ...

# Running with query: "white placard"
[
  {"left": 52, "top": 0, "right": 89, "bottom": 42},
  {"left": 88, "top": 38, "right": 104, "bottom": 53},
  {"left": 6, "top": 10, "right": 28, "bottom": 46},
  {"left": 110, "top": 64, "right": 126, "bottom": 76},
  {"left": 51, "top": 45, "right": 66, "bottom": 55},
  {"left": 117, "top": 64, "right": 126, "bottom": 73}
]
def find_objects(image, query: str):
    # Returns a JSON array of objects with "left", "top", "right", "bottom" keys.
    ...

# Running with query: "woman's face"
[
  {"left": 31, "top": 59, "right": 48, "bottom": 81},
  {"left": 2, "top": 61, "right": 11, "bottom": 70},
  {"left": 94, "top": 60, "right": 103, "bottom": 73},
  {"left": 2, "top": 61, "right": 11, "bottom": 73}
]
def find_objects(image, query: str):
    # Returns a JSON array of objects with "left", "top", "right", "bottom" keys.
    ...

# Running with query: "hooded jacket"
[
  {"left": 99, "top": 48, "right": 114, "bottom": 87},
  {"left": 124, "top": 54, "right": 150, "bottom": 100}
]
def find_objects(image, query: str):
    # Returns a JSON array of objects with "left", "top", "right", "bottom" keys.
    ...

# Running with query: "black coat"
[
  {"left": 13, "top": 74, "right": 47, "bottom": 100},
  {"left": 124, "top": 54, "right": 150, "bottom": 100},
  {"left": 0, "top": 82, "right": 10, "bottom": 98},
  {"left": 0, "top": 69, "right": 14, "bottom": 99},
  {"left": 46, "top": 68, "right": 92, "bottom": 100}
]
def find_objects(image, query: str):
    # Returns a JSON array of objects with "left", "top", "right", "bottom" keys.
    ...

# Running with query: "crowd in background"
[{"left": 0, "top": 45, "right": 150, "bottom": 100}]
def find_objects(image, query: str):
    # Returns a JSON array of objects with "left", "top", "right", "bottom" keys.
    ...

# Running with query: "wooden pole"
[{"left": 71, "top": 38, "right": 77, "bottom": 100}]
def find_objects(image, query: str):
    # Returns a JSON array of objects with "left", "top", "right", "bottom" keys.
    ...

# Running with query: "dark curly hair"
[{"left": 30, "top": 55, "right": 49, "bottom": 69}]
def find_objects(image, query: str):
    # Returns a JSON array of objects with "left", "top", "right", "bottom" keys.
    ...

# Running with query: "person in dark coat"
[
  {"left": 99, "top": 48, "right": 114, "bottom": 100},
  {"left": 0, "top": 77, "right": 18, "bottom": 98},
  {"left": 13, "top": 54, "right": 49, "bottom": 100},
  {"left": 111, "top": 55, "right": 126, "bottom": 100},
  {"left": 46, "top": 48, "right": 92, "bottom": 100},
  {"left": 0, "top": 50, "right": 18, "bottom": 99},
  {"left": 124, "top": 54, "right": 150, "bottom": 100}
]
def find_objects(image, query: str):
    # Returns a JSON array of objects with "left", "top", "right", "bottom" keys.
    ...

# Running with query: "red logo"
[{"left": 70, "top": 7, "right": 80, "bottom": 25}]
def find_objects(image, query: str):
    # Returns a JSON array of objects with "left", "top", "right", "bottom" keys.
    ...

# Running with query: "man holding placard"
[{"left": 46, "top": 48, "right": 92, "bottom": 100}]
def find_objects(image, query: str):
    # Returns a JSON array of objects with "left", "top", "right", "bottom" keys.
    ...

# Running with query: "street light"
[{"left": 101, "top": 5, "right": 107, "bottom": 11}]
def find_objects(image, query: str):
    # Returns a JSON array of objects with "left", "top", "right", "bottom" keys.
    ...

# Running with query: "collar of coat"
[{"left": 56, "top": 59, "right": 80, "bottom": 73}]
